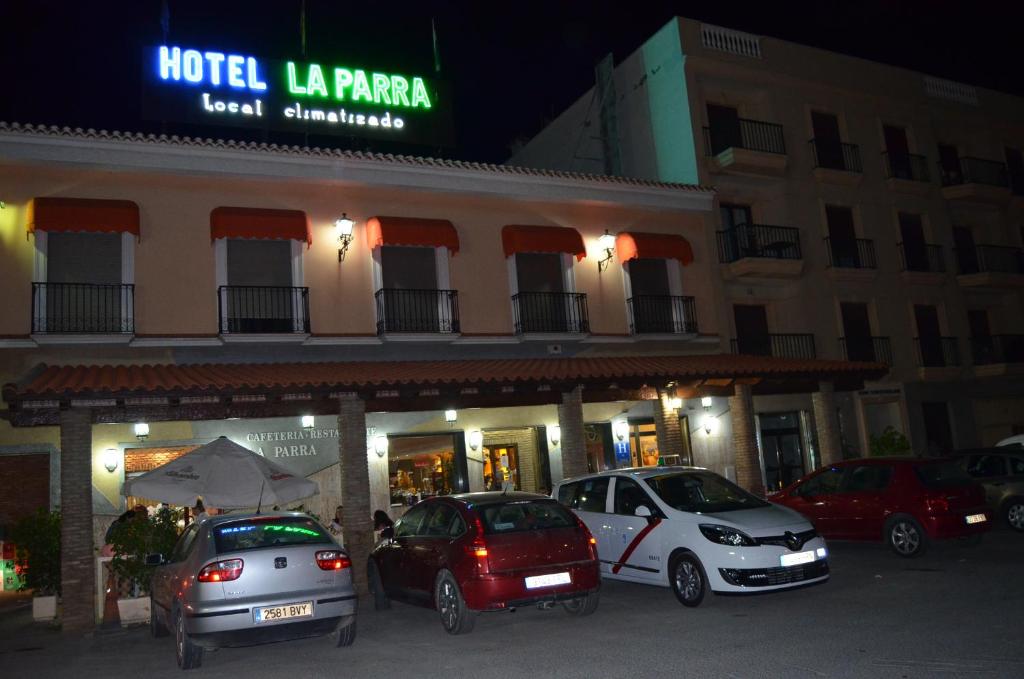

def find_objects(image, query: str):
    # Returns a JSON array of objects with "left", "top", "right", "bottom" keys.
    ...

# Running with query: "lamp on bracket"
[
  {"left": 335, "top": 213, "right": 355, "bottom": 262},
  {"left": 597, "top": 229, "right": 616, "bottom": 272}
]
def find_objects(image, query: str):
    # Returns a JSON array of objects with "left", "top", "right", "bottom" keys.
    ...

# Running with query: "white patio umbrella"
[{"left": 123, "top": 436, "right": 319, "bottom": 509}]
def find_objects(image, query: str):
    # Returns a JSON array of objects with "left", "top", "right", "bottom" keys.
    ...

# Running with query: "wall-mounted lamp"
[
  {"left": 701, "top": 396, "right": 713, "bottom": 410},
  {"left": 597, "top": 229, "right": 616, "bottom": 272},
  {"left": 702, "top": 413, "right": 719, "bottom": 436},
  {"left": 444, "top": 409, "right": 457, "bottom": 426},
  {"left": 373, "top": 435, "right": 389, "bottom": 458},
  {"left": 613, "top": 420, "right": 629, "bottom": 442},
  {"left": 549, "top": 424, "right": 561, "bottom": 447},
  {"left": 335, "top": 213, "right": 355, "bottom": 262},
  {"left": 301, "top": 415, "right": 315, "bottom": 430},
  {"left": 668, "top": 397, "right": 683, "bottom": 410},
  {"left": 133, "top": 422, "right": 149, "bottom": 442},
  {"left": 103, "top": 447, "right": 119, "bottom": 473},
  {"left": 468, "top": 430, "right": 483, "bottom": 451}
]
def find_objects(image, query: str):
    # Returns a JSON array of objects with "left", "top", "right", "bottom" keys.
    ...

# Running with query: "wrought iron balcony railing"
[
  {"left": 971, "top": 335, "right": 1024, "bottom": 365},
  {"left": 218, "top": 285, "right": 310, "bottom": 334},
  {"left": 898, "top": 242, "right": 945, "bottom": 273},
  {"left": 375, "top": 288, "right": 460, "bottom": 334},
  {"left": 939, "top": 157, "right": 1009, "bottom": 188},
  {"left": 825, "top": 237, "right": 877, "bottom": 269},
  {"left": 883, "top": 151, "right": 931, "bottom": 183},
  {"left": 954, "top": 244, "right": 1024, "bottom": 275},
  {"left": 627, "top": 295, "right": 698, "bottom": 335},
  {"left": 703, "top": 118, "right": 786, "bottom": 156},
  {"left": 730, "top": 333, "right": 816, "bottom": 359},
  {"left": 716, "top": 224, "right": 802, "bottom": 263},
  {"left": 32, "top": 282, "right": 134, "bottom": 333},
  {"left": 512, "top": 292, "right": 589, "bottom": 334},
  {"left": 915, "top": 336, "right": 961, "bottom": 368},
  {"left": 809, "top": 139, "right": 862, "bottom": 173},
  {"left": 839, "top": 336, "right": 893, "bottom": 365}
]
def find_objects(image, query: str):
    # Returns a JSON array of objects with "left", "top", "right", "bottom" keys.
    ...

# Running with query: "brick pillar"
[
  {"left": 654, "top": 392, "right": 684, "bottom": 463},
  {"left": 59, "top": 408, "right": 95, "bottom": 635},
  {"left": 812, "top": 381, "right": 842, "bottom": 467},
  {"left": 338, "top": 395, "right": 372, "bottom": 597},
  {"left": 730, "top": 383, "right": 764, "bottom": 497},
  {"left": 558, "top": 386, "right": 588, "bottom": 479}
]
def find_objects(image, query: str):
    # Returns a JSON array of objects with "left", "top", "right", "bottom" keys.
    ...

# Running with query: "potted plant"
[
  {"left": 10, "top": 509, "right": 61, "bottom": 621},
  {"left": 107, "top": 507, "right": 181, "bottom": 625}
]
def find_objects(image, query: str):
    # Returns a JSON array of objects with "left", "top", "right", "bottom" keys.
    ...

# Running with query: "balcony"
[
  {"left": 825, "top": 237, "right": 877, "bottom": 281},
  {"left": 627, "top": 295, "right": 698, "bottom": 335},
  {"left": 218, "top": 286, "right": 309, "bottom": 335},
  {"left": 717, "top": 224, "right": 803, "bottom": 279},
  {"left": 883, "top": 152, "right": 931, "bottom": 194},
  {"left": 915, "top": 336, "right": 962, "bottom": 380},
  {"left": 970, "top": 335, "right": 1024, "bottom": 376},
  {"left": 940, "top": 157, "right": 1011, "bottom": 204},
  {"left": 375, "top": 288, "right": 460, "bottom": 335},
  {"left": 703, "top": 119, "right": 787, "bottom": 176},
  {"left": 955, "top": 244, "right": 1024, "bottom": 289},
  {"left": 809, "top": 139, "right": 863, "bottom": 186},
  {"left": 31, "top": 282, "right": 134, "bottom": 336},
  {"left": 512, "top": 292, "right": 589, "bottom": 335},
  {"left": 730, "top": 334, "right": 816, "bottom": 359},
  {"left": 840, "top": 336, "right": 893, "bottom": 365},
  {"left": 898, "top": 242, "right": 946, "bottom": 285}
]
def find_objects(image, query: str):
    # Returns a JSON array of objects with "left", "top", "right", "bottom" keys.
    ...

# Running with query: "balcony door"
[
  {"left": 707, "top": 104, "right": 742, "bottom": 155},
  {"left": 938, "top": 144, "right": 961, "bottom": 184},
  {"left": 914, "top": 304, "right": 944, "bottom": 367},
  {"left": 827, "top": 206, "right": 859, "bottom": 267},
  {"left": 759, "top": 412, "right": 806, "bottom": 491},
  {"left": 921, "top": 402, "right": 954, "bottom": 454},
  {"left": 515, "top": 252, "right": 569, "bottom": 332},
  {"left": 968, "top": 309, "right": 993, "bottom": 364},
  {"left": 734, "top": 304, "right": 770, "bottom": 356},
  {"left": 841, "top": 302, "right": 874, "bottom": 361},
  {"left": 720, "top": 203, "right": 753, "bottom": 260},
  {"left": 628, "top": 257, "right": 674, "bottom": 333},
  {"left": 45, "top": 232, "right": 124, "bottom": 332},
  {"left": 380, "top": 245, "right": 442, "bottom": 332},
  {"left": 899, "top": 213, "right": 928, "bottom": 271},
  {"left": 884, "top": 125, "right": 912, "bottom": 179},
  {"left": 811, "top": 111, "right": 843, "bottom": 169},
  {"left": 1005, "top": 147, "right": 1024, "bottom": 194},
  {"left": 225, "top": 239, "right": 298, "bottom": 333},
  {"left": 952, "top": 226, "right": 978, "bottom": 274}
]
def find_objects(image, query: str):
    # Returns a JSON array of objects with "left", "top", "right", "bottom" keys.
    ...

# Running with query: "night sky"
[{"left": 1, "top": 0, "right": 1023, "bottom": 164}]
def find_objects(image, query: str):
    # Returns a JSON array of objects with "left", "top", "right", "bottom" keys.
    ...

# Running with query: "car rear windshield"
[
  {"left": 213, "top": 517, "right": 333, "bottom": 554},
  {"left": 913, "top": 461, "right": 973, "bottom": 488},
  {"left": 477, "top": 500, "right": 577, "bottom": 535},
  {"left": 644, "top": 472, "right": 769, "bottom": 513}
]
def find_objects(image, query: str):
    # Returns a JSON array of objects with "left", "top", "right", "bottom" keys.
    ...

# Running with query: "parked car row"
[{"left": 148, "top": 456, "right": 1004, "bottom": 670}]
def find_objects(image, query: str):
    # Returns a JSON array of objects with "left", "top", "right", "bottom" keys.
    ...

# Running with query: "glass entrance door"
[{"left": 759, "top": 412, "right": 806, "bottom": 491}]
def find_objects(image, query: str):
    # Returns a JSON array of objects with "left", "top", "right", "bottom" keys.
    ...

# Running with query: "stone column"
[
  {"left": 557, "top": 386, "right": 588, "bottom": 479},
  {"left": 730, "top": 383, "right": 764, "bottom": 497},
  {"left": 812, "top": 381, "right": 842, "bottom": 467},
  {"left": 338, "top": 395, "right": 372, "bottom": 597},
  {"left": 59, "top": 408, "right": 95, "bottom": 635},
  {"left": 654, "top": 392, "right": 684, "bottom": 464}
]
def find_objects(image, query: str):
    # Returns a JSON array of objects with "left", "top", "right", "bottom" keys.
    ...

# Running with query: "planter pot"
[
  {"left": 32, "top": 595, "right": 57, "bottom": 621},
  {"left": 116, "top": 596, "right": 150, "bottom": 626}
]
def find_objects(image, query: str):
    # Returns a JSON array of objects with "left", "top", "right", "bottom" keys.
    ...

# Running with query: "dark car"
[
  {"left": 952, "top": 448, "right": 1024, "bottom": 531},
  {"left": 368, "top": 492, "right": 600, "bottom": 634},
  {"left": 770, "top": 457, "right": 991, "bottom": 557}
]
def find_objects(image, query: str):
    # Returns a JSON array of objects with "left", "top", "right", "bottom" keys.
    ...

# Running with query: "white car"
[
  {"left": 553, "top": 467, "right": 829, "bottom": 606},
  {"left": 996, "top": 434, "right": 1024, "bottom": 448}
]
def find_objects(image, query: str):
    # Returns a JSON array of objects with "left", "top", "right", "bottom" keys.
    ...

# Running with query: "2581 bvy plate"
[{"left": 254, "top": 601, "right": 313, "bottom": 623}]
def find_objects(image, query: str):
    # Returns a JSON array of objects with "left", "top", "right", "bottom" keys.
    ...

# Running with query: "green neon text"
[{"left": 286, "top": 61, "right": 431, "bottom": 109}]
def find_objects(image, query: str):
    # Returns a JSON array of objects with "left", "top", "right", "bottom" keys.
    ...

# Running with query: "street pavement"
[{"left": 1, "top": 528, "right": 1022, "bottom": 679}]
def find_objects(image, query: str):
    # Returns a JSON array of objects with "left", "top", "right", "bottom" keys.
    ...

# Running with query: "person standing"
[
  {"left": 329, "top": 505, "right": 344, "bottom": 545},
  {"left": 373, "top": 510, "right": 394, "bottom": 540}
]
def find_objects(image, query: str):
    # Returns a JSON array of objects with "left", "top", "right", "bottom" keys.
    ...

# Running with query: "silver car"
[
  {"left": 148, "top": 512, "right": 357, "bottom": 670},
  {"left": 955, "top": 450, "right": 1024, "bottom": 531}
]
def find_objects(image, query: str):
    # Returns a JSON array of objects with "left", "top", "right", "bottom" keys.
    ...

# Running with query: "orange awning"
[
  {"left": 28, "top": 197, "right": 140, "bottom": 237},
  {"left": 502, "top": 225, "right": 586, "bottom": 261},
  {"left": 616, "top": 232, "right": 694, "bottom": 266},
  {"left": 210, "top": 207, "right": 311, "bottom": 247},
  {"left": 365, "top": 216, "right": 460, "bottom": 254}
]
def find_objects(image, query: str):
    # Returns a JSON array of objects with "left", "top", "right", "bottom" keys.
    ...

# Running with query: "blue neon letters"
[{"left": 159, "top": 46, "right": 267, "bottom": 91}]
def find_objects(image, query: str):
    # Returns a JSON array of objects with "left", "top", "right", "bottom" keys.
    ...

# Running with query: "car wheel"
[
  {"left": 562, "top": 591, "right": 599, "bottom": 616},
  {"left": 1005, "top": 499, "right": 1024, "bottom": 532},
  {"left": 669, "top": 553, "right": 707, "bottom": 607},
  {"left": 885, "top": 515, "right": 928, "bottom": 558},
  {"left": 174, "top": 606, "right": 204, "bottom": 670},
  {"left": 367, "top": 560, "right": 390, "bottom": 611},
  {"left": 333, "top": 617, "right": 357, "bottom": 647},
  {"left": 150, "top": 596, "right": 168, "bottom": 638},
  {"left": 434, "top": 570, "right": 476, "bottom": 635}
]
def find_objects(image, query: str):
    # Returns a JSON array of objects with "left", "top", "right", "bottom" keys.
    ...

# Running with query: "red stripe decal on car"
[{"left": 612, "top": 518, "right": 661, "bottom": 574}]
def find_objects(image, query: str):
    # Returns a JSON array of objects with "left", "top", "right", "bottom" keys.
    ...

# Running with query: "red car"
[
  {"left": 368, "top": 492, "right": 601, "bottom": 634},
  {"left": 771, "top": 457, "right": 992, "bottom": 557}
]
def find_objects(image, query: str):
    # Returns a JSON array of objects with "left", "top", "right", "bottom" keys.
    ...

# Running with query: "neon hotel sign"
[{"left": 151, "top": 45, "right": 436, "bottom": 137}]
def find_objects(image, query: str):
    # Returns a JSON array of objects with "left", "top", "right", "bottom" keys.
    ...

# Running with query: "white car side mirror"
[{"left": 634, "top": 505, "right": 652, "bottom": 518}]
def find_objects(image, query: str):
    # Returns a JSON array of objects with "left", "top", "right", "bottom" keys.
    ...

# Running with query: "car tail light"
[
  {"left": 464, "top": 515, "right": 490, "bottom": 574},
  {"left": 572, "top": 514, "right": 599, "bottom": 560},
  {"left": 197, "top": 558, "right": 243, "bottom": 582},
  {"left": 315, "top": 550, "right": 352, "bottom": 571}
]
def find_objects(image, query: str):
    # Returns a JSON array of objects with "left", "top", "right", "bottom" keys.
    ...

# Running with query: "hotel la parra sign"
[{"left": 143, "top": 45, "right": 454, "bottom": 145}]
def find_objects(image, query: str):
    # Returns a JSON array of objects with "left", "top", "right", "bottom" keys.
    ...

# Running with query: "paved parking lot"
[{"left": 2, "top": 529, "right": 1022, "bottom": 678}]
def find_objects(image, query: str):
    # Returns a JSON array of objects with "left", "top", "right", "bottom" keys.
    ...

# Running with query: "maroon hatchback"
[
  {"left": 771, "top": 457, "right": 992, "bottom": 557},
  {"left": 368, "top": 492, "right": 600, "bottom": 634}
]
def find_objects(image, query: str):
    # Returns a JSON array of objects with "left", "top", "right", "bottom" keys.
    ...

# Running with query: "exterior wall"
[{"left": 0, "top": 453, "right": 49, "bottom": 525}]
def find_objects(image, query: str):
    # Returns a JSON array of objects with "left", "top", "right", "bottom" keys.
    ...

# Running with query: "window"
[
  {"left": 478, "top": 500, "right": 575, "bottom": 534},
  {"left": 376, "top": 245, "right": 455, "bottom": 333},
  {"left": 482, "top": 445, "right": 519, "bottom": 491},
  {"left": 965, "top": 454, "right": 1007, "bottom": 478},
  {"left": 841, "top": 465, "right": 893, "bottom": 492},
  {"left": 627, "top": 421, "right": 660, "bottom": 467},
  {"left": 212, "top": 517, "right": 331, "bottom": 554},
  {"left": 219, "top": 238, "right": 305, "bottom": 333},
  {"left": 422, "top": 503, "right": 459, "bottom": 537},
  {"left": 1009, "top": 457, "right": 1024, "bottom": 476},
  {"left": 644, "top": 471, "right": 768, "bottom": 513},
  {"left": 557, "top": 477, "right": 609, "bottom": 513},
  {"left": 796, "top": 467, "right": 844, "bottom": 496},
  {"left": 614, "top": 477, "right": 657, "bottom": 516},
  {"left": 393, "top": 503, "right": 431, "bottom": 538},
  {"left": 169, "top": 524, "right": 199, "bottom": 563},
  {"left": 913, "top": 461, "right": 971, "bottom": 488},
  {"left": 511, "top": 252, "right": 583, "bottom": 334},
  {"left": 388, "top": 434, "right": 458, "bottom": 505}
]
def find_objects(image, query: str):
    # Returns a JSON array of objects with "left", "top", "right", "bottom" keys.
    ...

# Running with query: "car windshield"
[
  {"left": 644, "top": 472, "right": 769, "bottom": 513},
  {"left": 213, "top": 516, "right": 333, "bottom": 553},
  {"left": 478, "top": 500, "right": 576, "bottom": 534},
  {"left": 913, "top": 460, "right": 973, "bottom": 488}
]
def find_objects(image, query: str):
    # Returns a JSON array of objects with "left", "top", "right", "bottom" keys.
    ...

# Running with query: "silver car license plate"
[{"left": 253, "top": 601, "right": 313, "bottom": 623}]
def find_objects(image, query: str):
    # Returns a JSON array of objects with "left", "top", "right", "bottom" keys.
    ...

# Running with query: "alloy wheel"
[
  {"left": 891, "top": 521, "right": 920, "bottom": 555},
  {"left": 439, "top": 580, "right": 458, "bottom": 630},
  {"left": 676, "top": 560, "right": 701, "bottom": 602},
  {"left": 1009, "top": 503, "right": 1024, "bottom": 530}
]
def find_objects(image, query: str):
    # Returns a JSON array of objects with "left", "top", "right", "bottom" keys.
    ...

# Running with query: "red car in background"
[
  {"left": 771, "top": 457, "right": 991, "bottom": 557},
  {"left": 368, "top": 492, "right": 600, "bottom": 634}
]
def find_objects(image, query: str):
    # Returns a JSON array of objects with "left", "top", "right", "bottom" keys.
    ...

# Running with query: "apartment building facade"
[{"left": 511, "top": 17, "right": 1024, "bottom": 487}]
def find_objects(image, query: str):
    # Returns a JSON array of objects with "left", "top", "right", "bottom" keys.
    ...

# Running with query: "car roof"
[
  {"left": 447, "top": 491, "right": 551, "bottom": 506},
  {"left": 559, "top": 466, "right": 707, "bottom": 484}
]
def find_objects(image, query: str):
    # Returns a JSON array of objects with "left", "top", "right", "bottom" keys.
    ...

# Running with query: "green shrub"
[
  {"left": 869, "top": 426, "right": 911, "bottom": 457},
  {"left": 108, "top": 508, "right": 182, "bottom": 595},
  {"left": 10, "top": 509, "right": 61, "bottom": 596}
]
